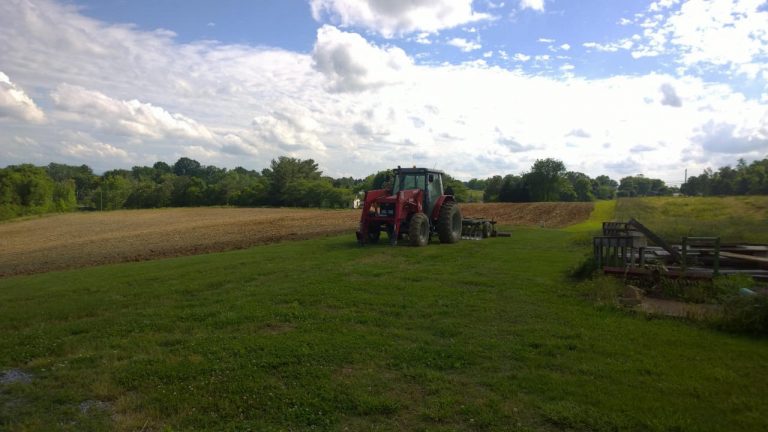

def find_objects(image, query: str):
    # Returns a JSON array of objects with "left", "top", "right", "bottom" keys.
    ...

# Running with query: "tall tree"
[
  {"left": 526, "top": 158, "right": 567, "bottom": 201},
  {"left": 262, "top": 157, "right": 321, "bottom": 205}
]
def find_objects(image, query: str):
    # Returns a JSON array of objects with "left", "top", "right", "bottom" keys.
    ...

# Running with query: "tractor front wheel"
[
  {"left": 367, "top": 224, "right": 381, "bottom": 244},
  {"left": 409, "top": 213, "right": 429, "bottom": 247},
  {"left": 437, "top": 201, "right": 462, "bottom": 244}
]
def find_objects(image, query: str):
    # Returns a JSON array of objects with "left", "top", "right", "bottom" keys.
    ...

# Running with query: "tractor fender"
[{"left": 431, "top": 195, "right": 455, "bottom": 221}]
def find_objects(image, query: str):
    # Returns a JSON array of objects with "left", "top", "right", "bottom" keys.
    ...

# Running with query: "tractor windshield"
[{"left": 393, "top": 173, "right": 426, "bottom": 194}]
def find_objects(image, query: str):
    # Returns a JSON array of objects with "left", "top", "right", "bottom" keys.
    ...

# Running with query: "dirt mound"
[{"left": 461, "top": 202, "right": 594, "bottom": 227}]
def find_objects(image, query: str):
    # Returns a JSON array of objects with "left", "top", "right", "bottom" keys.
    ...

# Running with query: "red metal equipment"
[{"left": 356, "top": 167, "right": 463, "bottom": 246}]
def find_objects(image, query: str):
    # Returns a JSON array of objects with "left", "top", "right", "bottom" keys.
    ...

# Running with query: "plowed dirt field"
[{"left": 0, "top": 202, "right": 592, "bottom": 276}]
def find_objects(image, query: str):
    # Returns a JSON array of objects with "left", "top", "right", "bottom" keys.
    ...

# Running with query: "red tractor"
[{"left": 356, "top": 167, "right": 464, "bottom": 246}]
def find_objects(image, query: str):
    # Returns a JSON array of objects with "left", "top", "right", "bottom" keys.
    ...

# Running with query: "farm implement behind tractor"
[{"left": 356, "top": 167, "right": 499, "bottom": 246}]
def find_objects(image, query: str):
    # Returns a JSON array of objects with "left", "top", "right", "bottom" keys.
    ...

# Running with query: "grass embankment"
[
  {"left": 615, "top": 196, "right": 768, "bottom": 243},
  {"left": 2, "top": 223, "right": 767, "bottom": 430},
  {"left": 564, "top": 200, "right": 616, "bottom": 233}
]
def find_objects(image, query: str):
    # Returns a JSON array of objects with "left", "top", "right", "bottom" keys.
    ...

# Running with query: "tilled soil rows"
[
  {"left": 0, "top": 203, "right": 592, "bottom": 277},
  {"left": 461, "top": 202, "right": 594, "bottom": 227}
]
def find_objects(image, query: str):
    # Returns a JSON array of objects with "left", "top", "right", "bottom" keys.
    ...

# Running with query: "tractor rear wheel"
[
  {"left": 437, "top": 201, "right": 462, "bottom": 244},
  {"left": 409, "top": 213, "right": 429, "bottom": 246}
]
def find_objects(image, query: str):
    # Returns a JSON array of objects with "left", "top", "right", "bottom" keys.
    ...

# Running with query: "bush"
[{"left": 720, "top": 294, "right": 768, "bottom": 335}]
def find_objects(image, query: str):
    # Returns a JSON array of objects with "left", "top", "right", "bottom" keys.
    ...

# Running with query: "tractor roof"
[{"left": 393, "top": 167, "right": 445, "bottom": 175}]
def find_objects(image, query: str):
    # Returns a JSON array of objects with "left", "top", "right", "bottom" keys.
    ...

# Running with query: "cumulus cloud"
[
  {"left": 566, "top": 129, "right": 591, "bottom": 138},
  {"left": 62, "top": 139, "right": 130, "bottom": 161},
  {"left": 312, "top": 25, "right": 412, "bottom": 92},
  {"left": 0, "top": 71, "right": 45, "bottom": 123},
  {"left": 447, "top": 37, "right": 481, "bottom": 52},
  {"left": 497, "top": 136, "right": 535, "bottom": 152},
  {"left": 520, "top": 0, "right": 545, "bottom": 11},
  {"left": 660, "top": 83, "right": 682, "bottom": 107},
  {"left": 629, "top": 0, "right": 768, "bottom": 78},
  {"left": 50, "top": 84, "right": 214, "bottom": 141},
  {"left": 583, "top": 39, "right": 634, "bottom": 52},
  {"left": 630, "top": 144, "right": 657, "bottom": 152},
  {"left": 693, "top": 121, "right": 768, "bottom": 154},
  {"left": 309, "top": 0, "right": 492, "bottom": 37},
  {"left": 252, "top": 101, "right": 327, "bottom": 152}
]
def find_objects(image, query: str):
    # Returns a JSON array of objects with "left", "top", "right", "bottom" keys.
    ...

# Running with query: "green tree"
[
  {"left": 526, "top": 158, "right": 567, "bottom": 201},
  {"left": 99, "top": 175, "right": 133, "bottom": 210},
  {"left": 593, "top": 175, "right": 617, "bottom": 199},
  {"left": 262, "top": 157, "right": 322, "bottom": 206},
  {"left": 565, "top": 172, "right": 595, "bottom": 202},
  {"left": 498, "top": 175, "right": 529, "bottom": 202},
  {"left": 483, "top": 175, "right": 503, "bottom": 202},
  {"left": 172, "top": 157, "right": 202, "bottom": 177},
  {"left": 51, "top": 179, "right": 77, "bottom": 211}
]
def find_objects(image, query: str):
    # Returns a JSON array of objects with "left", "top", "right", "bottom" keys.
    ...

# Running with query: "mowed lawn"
[{"left": 1, "top": 224, "right": 767, "bottom": 430}]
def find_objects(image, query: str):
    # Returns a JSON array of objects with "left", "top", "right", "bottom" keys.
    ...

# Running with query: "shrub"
[{"left": 720, "top": 294, "right": 768, "bottom": 335}]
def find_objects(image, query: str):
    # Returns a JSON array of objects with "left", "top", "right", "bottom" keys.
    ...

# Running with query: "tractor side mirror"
[{"left": 428, "top": 174, "right": 434, "bottom": 183}]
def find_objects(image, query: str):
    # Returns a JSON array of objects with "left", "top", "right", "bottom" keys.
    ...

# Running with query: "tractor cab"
[{"left": 391, "top": 167, "right": 444, "bottom": 216}]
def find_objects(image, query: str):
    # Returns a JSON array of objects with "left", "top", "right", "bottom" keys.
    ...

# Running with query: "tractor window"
[
  {"left": 394, "top": 173, "right": 425, "bottom": 193},
  {"left": 428, "top": 175, "right": 442, "bottom": 203}
]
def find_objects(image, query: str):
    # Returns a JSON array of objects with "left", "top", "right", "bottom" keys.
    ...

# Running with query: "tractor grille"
[{"left": 379, "top": 203, "right": 395, "bottom": 217}]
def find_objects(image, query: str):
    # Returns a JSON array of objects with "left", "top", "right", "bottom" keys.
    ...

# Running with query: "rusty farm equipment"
[
  {"left": 356, "top": 167, "right": 499, "bottom": 246},
  {"left": 593, "top": 218, "right": 768, "bottom": 283}
]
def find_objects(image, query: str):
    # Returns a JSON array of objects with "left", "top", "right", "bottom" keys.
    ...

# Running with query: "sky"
[{"left": 0, "top": 0, "right": 767, "bottom": 183}]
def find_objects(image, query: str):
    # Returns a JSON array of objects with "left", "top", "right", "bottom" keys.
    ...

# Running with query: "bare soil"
[
  {"left": 0, "top": 208, "right": 359, "bottom": 277},
  {"left": 461, "top": 202, "right": 594, "bottom": 227},
  {"left": 0, "top": 203, "right": 592, "bottom": 277}
]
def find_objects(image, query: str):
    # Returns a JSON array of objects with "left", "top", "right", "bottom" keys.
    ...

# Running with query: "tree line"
[
  {"left": 0, "top": 157, "right": 357, "bottom": 220},
  {"left": 470, "top": 159, "right": 620, "bottom": 202},
  {"left": 467, "top": 156, "right": 767, "bottom": 202},
  {"left": 1, "top": 155, "right": 766, "bottom": 220},
  {"left": 681, "top": 158, "right": 768, "bottom": 196}
]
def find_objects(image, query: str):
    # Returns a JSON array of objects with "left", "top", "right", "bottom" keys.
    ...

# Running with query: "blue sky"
[
  {"left": 72, "top": 0, "right": 670, "bottom": 79},
  {"left": 1, "top": 0, "right": 767, "bottom": 183}
]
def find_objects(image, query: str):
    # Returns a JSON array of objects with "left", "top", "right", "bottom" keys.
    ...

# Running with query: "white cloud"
[
  {"left": 693, "top": 120, "right": 768, "bottom": 154},
  {"left": 537, "top": 37, "right": 555, "bottom": 43},
  {"left": 520, "top": 0, "right": 545, "bottom": 12},
  {"left": 50, "top": 84, "right": 214, "bottom": 141},
  {"left": 582, "top": 39, "right": 634, "bottom": 52},
  {"left": 512, "top": 53, "right": 531, "bottom": 62},
  {"left": 629, "top": 0, "right": 768, "bottom": 78},
  {"left": 252, "top": 100, "right": 327, "bottom": 152},
  {"left": 60, "top": 132, "right": 130, "bottom": 161},
  {"left": 414, "top": 32, "right": 432, "bottom": 44},
  {"left": 566, "top": 129, "right": 591, "bottom": 138},
  {"left": 447, "top": 37, "right": 482, "bottom": 52},
  {"left": 312, "top": 25, "right": 412, "bottom": 92},
  {"left": 660, "top": 83, "right": 682, "bottom": 107},
  {"left": 0, "top": 71, "right": 45, "bottom": 123},
  {"left": 309, "top": 0, "right": 492, "bottom": 37},
  {"left": 560, "top": 43, "right": 571, "bottom": 51}
]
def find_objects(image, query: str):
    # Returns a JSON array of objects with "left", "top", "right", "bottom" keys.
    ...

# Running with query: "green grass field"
[
  {"left": 615, "top": 196, "right": 768, "bottom": 243},
  {"left": 1, "top": 200, "right": 768, "bottom": 431}
]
